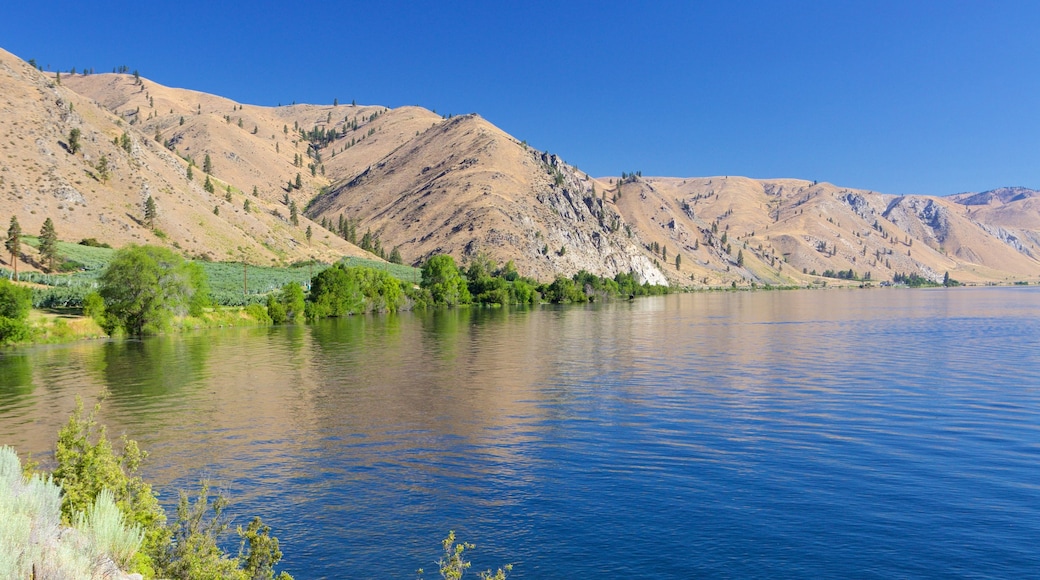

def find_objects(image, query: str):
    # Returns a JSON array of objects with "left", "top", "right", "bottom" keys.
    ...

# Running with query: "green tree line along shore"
[
  {"left": 1, "top": 227, "right": 968, "bottom": 344},
  {"left": 1, "top": 400, "right": 510, "bottom": 579},
  {"left": 1, "top": 237, "right": 670, "bottom": 342}
]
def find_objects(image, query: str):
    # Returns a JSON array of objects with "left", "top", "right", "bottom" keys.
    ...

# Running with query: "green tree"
[
  {"left": 0, "top": 277, "right": 32, "bottom": 344},
  {"left": 144, "top": 195, "right": 158, "bottom": 228},
  {"left": 244, "top": 199, "right": 251, "bottom": 213},
  {"left": 420, "top": 255, "right": 471, "bottom": 306},
  {"left": 96, "top": 245, "right": 207, "bottom": 335},
  {"left": 68, "top": 127, "right": 82, "bottom": 154},
  {"left": 38, "top": 217, "right": 59, "bottom": 272},
  {"left": 96, "top": 154, "right": 111, "bottom": 183},
  {"left": 388, "top": 246, "right": 403, "bottom": 264},
  {"left": 289, "top": 201, "right": 299, "bottom": 226},
  {"left": 305, "top": 225, "right": 312, "bottom": 245},
  {"left": 204, "top": 175, "right": 215, "bottom": 193},
  {"left": 306, "top": 264, "right": 405, "bottom": 319},
  {"left": 268, "top": 281, "right": 306, "bottom": 324},
  {"left": 675, "top": 253, "right": 681, "bottom": 271},
  {"left": 186, "top": 163, "right": 194, "bottom": 181},
  {"left": 294, "top": 173, "right": 302, "bottom": 189},
  {"left": 6, "top": 216, "right": 21, "bottom": 281},
  {"left": 203, "top": 153, "right": 212, "bottom": 174},
  {"left": 736, "top": 249, "right": 744, "bottom": 267},
  {"left": 225, "top": 185, "right": 233, "bottom": 202}
]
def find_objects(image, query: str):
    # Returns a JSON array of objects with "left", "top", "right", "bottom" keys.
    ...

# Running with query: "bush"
[
  {"left": 75, "top": 488, "right": 144, "bottom": 568},
  {"left": 244, "top": 303, "right": 272, "bottom": 324},
  {"left": 0, "top": 278, "right": 32, "bottom": 344}
]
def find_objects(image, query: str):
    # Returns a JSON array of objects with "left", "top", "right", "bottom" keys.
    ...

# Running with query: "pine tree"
[
  {"left": 305, "top": 225, "right": 312, "bottom": 245},
  {"left": 6, "top": 216, "right": 22, "bottom": 281},
  {"left": 294, "top": 173, "right": 302, "bottom": 189},
  {"left": 144, "top": 195, "right": 157, "bottom": 228},
  {"left": 737, "top": 249, "right": 745, "bottom": 267},
  {"left": 289, "top": 201, "right": 299, "bottom": 226},
  {"left": 68, "top": 128, "right": 82, "bottom": 154},
  {"left": 225, "top": 185, "right": 233, "bottom": 202},
  {"left": 203, "top": 175, "right": 215, "bottom": 193},
  {"left": 203, "top": 153, "right": 212, "bottom": 174},
  {"left": 252, "top": 185, "right": 258, "bottom": 197},
  {"left": 38, "top": 217, "right": 58, "bottom": 272},
  {"left": 186, "top": 164, "right": 193, "bottom": 181},
  {"left": 95, "top": 155, "right": 110, "bottom": 183},
  {"left": 244, "top": 199, "right": 251, "bottom": 213}
]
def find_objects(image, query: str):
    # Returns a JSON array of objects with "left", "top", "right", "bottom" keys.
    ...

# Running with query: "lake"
[{"left": 2, "top": 287, "right": 1040, "bottom": 578}]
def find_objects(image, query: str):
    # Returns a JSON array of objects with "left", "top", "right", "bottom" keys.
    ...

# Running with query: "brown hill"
[
  {"left": 306, "top": 114, "right": 667, "bottom": 283},
  {"left": 0, "top": 48, "right": 373, "bottom": 271},
  {"left": 4, "top": 46, "right": 1038, "bottom": 286}
]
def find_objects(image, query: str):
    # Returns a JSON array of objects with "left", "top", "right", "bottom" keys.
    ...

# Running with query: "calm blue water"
[{"left": 2, "top": 287, "right": 1039, "bottom": 578}]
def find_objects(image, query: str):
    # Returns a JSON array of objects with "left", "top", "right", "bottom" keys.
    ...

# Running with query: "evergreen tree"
[
  {"left": 225, "top": 185, "right": 232, "bottom": 202},
  {"left": 5, "top": 216, "right": 22, "bottom": 281},
  {"left": 96, "top": 155, "right": 111, "bottom": 183},
  {"left": 144, "top": 195, "right": 157, "bottom": 228},
  {"left": 294, "top": 173, "right": 302, "bottom": 189},
  {"left": 203, "top": 153, "right": 212, "bottom": 174},
  {"left": 68, "top": 128, "right": 82, "bottom": 154},
  {"left": 737, "top": 249, "right": 745, "bottom": 267},
  {"left": 244, "top": 199, "right": 251, "bottom": 213},
  {"left": 38, "top": 217, "right": 59, "bottom": 272},
  {"left": 204, "top": 175, "right": 215, "bottom": 193},
  {"left": 186, "top": 164, "right": 193, "bottom": 181},
  {"left": 289, "top": 201, "right": 299, "bottom": 226},
  {"left": 305, "top": 225, "right": 312, "bottom": 245}
]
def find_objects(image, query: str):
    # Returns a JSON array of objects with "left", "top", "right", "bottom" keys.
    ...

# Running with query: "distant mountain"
[{"left": 3, "top": 47, "right": 1038, "bottom": 285}]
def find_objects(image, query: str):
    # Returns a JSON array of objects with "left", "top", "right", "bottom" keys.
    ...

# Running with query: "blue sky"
[{"left": 3, "top": 1, "right": 1038, "bottom": 195}]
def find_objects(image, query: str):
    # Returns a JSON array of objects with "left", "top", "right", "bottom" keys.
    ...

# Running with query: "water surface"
[{"left": 2, "top": 287, "right": 1039, "bottom": 578}]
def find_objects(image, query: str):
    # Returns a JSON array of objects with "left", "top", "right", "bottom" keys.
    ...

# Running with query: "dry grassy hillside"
[
  {"left": 609, "top": 176, "right": 1040, "bottom": 285},
  {"left": 5, "top": 45, "right": 1037, "bottom": 286},
  {"left": 0, "top": 48, "right": 372, "bottom": 272},
  {"left": 307, "top": 114, "right": 667, "bottom": 283}
]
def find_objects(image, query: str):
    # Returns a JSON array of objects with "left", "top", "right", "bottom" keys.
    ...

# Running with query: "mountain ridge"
[{"left": 3, "top": 47, "right": 1038, "bottom": 286}]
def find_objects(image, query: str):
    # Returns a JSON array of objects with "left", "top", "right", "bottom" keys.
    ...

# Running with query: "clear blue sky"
[{"left": 3, "top": 0, "right": 1038, "bottom": 195}]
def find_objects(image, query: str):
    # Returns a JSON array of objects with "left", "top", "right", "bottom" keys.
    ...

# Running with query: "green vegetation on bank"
[{"left": 3, "top": 240, "right": 671, "bottom": 342}]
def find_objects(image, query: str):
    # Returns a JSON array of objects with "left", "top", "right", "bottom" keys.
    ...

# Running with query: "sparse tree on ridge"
[{"left": 203, "top": 153, "right": 212, "bottom": 174}]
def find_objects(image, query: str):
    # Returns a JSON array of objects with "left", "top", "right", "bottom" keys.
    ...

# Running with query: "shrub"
[
  {"left": 0, "top": 278, "right": 32, "bottom": 344},
  {"left": 74, "top": 488, "right": 144, "bottom": 568}
]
